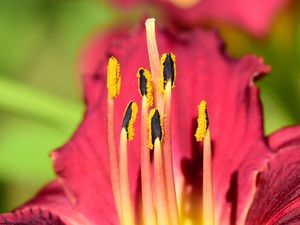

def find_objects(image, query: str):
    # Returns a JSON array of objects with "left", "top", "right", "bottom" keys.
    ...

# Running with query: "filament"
[
  {"left": 141, "top": 97, "right": 157, "bottom": 225},
  {"left": 163, "top": 80, "right": 180, "bottom": 225},
  {"left": 119, "top": 128, "right": 135, "bottom": 225}
]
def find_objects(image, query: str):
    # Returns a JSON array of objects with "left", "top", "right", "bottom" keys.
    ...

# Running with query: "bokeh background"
[{"left": 0, "top": 0, "right": 299, "bottom": 212}]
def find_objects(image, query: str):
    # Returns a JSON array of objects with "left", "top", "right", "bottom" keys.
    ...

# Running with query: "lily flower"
[
  {"left": 114, "top": 0, "right": 289, "bottom": 36},
  {"left": 1, "top": 18, "right": 300, "bottom": 225}
]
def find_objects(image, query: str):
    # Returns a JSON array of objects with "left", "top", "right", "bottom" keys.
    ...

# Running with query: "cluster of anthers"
[{"left": 106, "top": 18, "right": 214, "bottom": 225}]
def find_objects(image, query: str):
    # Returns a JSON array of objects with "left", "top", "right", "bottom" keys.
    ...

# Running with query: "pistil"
[
  {"left": 149, "top": 109, "right": 170, "bottom": 225},
  {"left": 137, "top": 68, "right": 157, "bottom": 225},
  {"left": 119, "top": 102, "right": 138, "bottom": 225},
  {"left": 145, "top": 18, "right": 164, "bottom": 112},
  {"left": 195, "top": 101, "right": 215, "bottom": 225},
  {"left": 106, "top": 56, "right": 122, "bottom": 222}
]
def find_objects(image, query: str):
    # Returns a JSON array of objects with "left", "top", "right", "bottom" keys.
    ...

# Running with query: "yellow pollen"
[
  {"left": 107, "top": 56, "right": 121, "bottom": 98},
  {"left": 195, "top": 100, "right": 209, "bottom": 142},
  {"left": 160, "top": 53, "right": 176, "bottom": 94},
  {"left": 137, "top": 68, "right": 153, "bottom": 107},
  {"left": 123, "top": 102, "right": 138, "bottom": 141}
]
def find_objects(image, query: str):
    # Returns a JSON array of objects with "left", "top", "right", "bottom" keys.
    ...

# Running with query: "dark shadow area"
[{"left": 226, "top": 171, "right": 238, "bottom": 225}]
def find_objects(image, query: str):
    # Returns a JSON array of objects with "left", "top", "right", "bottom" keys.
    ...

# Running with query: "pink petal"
[
  {"left": 80, "top": 24, "right": 272, "bottom": 225},
  {"left": 113, "top": 0, "right": 289, "bottom": 36},
  {"left": 245, "top": 145, "right": 300, "bottom": 224},
  {"left": 267, "top": 125, "right": 300, "bottom": 151}
]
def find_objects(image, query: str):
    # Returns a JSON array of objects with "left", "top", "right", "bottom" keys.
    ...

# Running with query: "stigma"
[{"left": 106, "top": 18, "right": 215, "bottom": 225}]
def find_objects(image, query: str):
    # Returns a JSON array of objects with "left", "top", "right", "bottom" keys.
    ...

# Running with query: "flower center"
[{"left": 106, "top": 18, "right": 215, "bottom": 225}]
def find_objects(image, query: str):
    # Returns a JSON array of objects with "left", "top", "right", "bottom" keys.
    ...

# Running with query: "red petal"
[
  {"left": 169, "top": 32, "right": 271, "bottom": 225},
  {"left": 80, "top": 24, "right": 271, "bottom": 225},
  {"left": 52, "top": 104, "right": 124, "bottom": 224},
  {"left": 0, "top": 182, "right": 86, "bottom": 225},
  {"left": 0, "top": 208, "right": 66, "bottom": 225},
  {"left": 55, "top": 33, "right": 145, "bottom": 222},
  {"left": 268, "top": 126, "right": 300, "bottom": 151},
  {"left": 1, "top": 21, "right": 282, "bottom": 225},
  {"left": 246, "top": 145, "right": 300, "bottom": 225},
  {"left": 113, "top": 0, "right": 288, "bottom": 36}
]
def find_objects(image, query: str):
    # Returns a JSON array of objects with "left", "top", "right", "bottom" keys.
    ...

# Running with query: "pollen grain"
[{"left": 107, "top": 56, "right": 121, "bottom": 98}]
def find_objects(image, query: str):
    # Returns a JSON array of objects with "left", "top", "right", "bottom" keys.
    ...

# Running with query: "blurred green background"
[{"left": 0, "top": 0, "right": 299, "bottom": 212}]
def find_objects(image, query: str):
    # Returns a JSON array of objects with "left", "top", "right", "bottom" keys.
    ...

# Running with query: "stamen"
[
  {"left": 106, "top": 56, "right": 122, "bottom": 222},
  {"left": 119, "top": 102, "right": 138, "bottom": 225},
  {"left": 160, "top": 53, "right": 176, "bottom": 94},
  {"left": 163, "top": 75, "right": 180, "bottom": 224},
  {"left": 107, "top": 56, "right": 121, "bottom": 98},
  {"left": 149, "top": 109, "right": 170, "bottom": 225},
  {"left": 137, "top": 68, "right": 153, "bottom": 107},
  {"left": 195, "top": 101, "right": 215, "bottom": 225},
  {"left": 138, "top": 68, "right": 157, "bottom": 225},
  {"left": 145, "top": 18, "right": 163, "bottom": 110}
]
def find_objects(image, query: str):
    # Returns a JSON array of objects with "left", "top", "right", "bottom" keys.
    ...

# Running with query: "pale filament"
[
  {"left": 141, "top": 97, "right": 157, "bottom": 225},
  {"left": 163, "top": 80, "right": 180, "bottom": 225},
  {"left": 203, "top": 129, "right": 215, "bottom": 225},
  {"left": 119, "top": 128, "right": 135, "bottom": 225}
]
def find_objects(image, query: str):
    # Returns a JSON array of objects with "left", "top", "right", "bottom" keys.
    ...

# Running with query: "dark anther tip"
[
  {"left": 151, "top": 109, "right": 162, "bottom": 144},
  {"left": 122, "top": 102, "right": 133, "bottom": 132},
  {"left": 139, "top": 69, "right": 147, "bottom": 96},
  {"left": 163, "top": 53, "right": 175, "bottom": 88}
]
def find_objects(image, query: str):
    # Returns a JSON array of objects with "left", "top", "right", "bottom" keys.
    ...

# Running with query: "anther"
[
  {"left": 107, "top": 56, "right": 121, "bottom": 98},
  {"left": 122, "top": 102, "right": 138, "bottom": 141},
  {"left": 160, "top": 53, "right": 176, "bottom": 93},
  {"left": 148, "top": 109, "right": 163, "bottom": 149},
  {"left": 195, "top": 100, "right": 209, "bottom": 142},
  {"left": 137, "top": 68, "right": 153, "bottom": 107}
]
